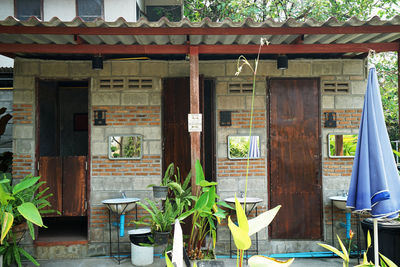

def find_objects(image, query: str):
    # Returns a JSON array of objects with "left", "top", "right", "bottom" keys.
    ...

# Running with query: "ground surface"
[{"left": 24, "top": 257, "right": 360, "bottom": 266}]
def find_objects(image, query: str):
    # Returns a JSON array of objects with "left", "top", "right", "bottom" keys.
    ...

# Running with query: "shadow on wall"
[{"left": 0, "top": 107, "right": 12, "bottom": 173}]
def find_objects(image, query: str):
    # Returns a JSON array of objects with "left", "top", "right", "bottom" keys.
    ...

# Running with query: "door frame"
[
  {"left": 267, "top": 77, "right": 323, "bottom": 239},
  {"left": 35, "top": 78, "right": 91, "bottom": 233}
]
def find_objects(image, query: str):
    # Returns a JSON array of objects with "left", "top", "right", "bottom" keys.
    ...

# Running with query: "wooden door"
[
  {"left": 62, "top": 156, "right": 86, "bottom": 216},
  {"left": 38, "top": 157, "right": 62, "bottom": 215},
  {"left": 37, "top": 81, "right": 88, "bottom": 217},
  {"left": 162, "top": 78, "right": 192, "bottom": 178},
  {"left": 269, "top": 78, "right": 322, "bottom": 240}
]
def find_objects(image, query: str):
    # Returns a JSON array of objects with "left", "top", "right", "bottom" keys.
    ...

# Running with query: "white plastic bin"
[{"left": 128, "top": 228, "right": 154, "bottom": 266}]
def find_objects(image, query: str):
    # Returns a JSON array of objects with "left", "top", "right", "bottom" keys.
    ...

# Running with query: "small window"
[
  {"left": 15, "top": 0, "right": 42, "bottom": 20},
  {"left": 77, "top": 0, "right": 103, "bottom": 21}
]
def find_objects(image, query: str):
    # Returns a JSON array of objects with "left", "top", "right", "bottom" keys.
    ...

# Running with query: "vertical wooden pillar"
[{"left": 190, "top": 46, "right": 201, "bottom": 196}]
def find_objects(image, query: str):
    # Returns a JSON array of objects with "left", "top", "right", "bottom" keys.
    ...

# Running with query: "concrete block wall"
[{"left": 11, "top": 57, "right": 367, "bottom": 256}]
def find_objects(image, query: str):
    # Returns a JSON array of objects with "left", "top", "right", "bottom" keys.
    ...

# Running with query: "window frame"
[
  {"left": 14, "top": 0, "right": 43, "bottom": 21},
  {"left": 75, "top": 0, "right": 105, "bottom": 21}
]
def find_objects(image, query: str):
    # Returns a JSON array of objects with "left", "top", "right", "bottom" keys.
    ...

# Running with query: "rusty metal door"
[{"left": 269, "top": 78, "right": 322, "bottom": 240}]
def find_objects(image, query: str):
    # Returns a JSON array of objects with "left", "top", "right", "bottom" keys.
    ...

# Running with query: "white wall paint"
[
  {"left": 44, "top": 0, "right": 76, "bottom": 21},
  {"left": 0, "top": 0, "right": 140, "bottom": 22},
  {"left": 0, "top": 0, "right": 13, "bottom": 20},
  {"left": 0, "top": 55, "right": 13, "bottom": 68},
  {"left": 104, "top": 0, "right": 136, "bottom": 21}
]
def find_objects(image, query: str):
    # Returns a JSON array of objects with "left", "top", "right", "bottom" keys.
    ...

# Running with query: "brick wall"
[
  {"left": 323, "top": 158, "right": 354, "bottom": 177},
  {"left": 227, "top": 109, "right": 266, "bottom": 128},
  {"left": 93, "top": 106, "right": 160, "bottom": 126},
  {"left": 217, "top": 158, "right": 266, "bottom": 177},
  {"left": 12, "top": 104, "right": 33, "bottom": 124},
  {"left": 322, "top": 109, "right": 362, "bottom": 129},
  {"left": 92, "top": 155, "right": 161, "bottom": 176},
  {"left": 12, "top": 154, "right": 34, "bottom": 179},
  {"left": 12, "top": 104, "right": 35, "bottom": 179}
]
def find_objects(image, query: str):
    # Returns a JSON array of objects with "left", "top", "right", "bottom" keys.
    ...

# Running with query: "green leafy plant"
[
  {"left": 180, "top": 160, "right": 232, "bottom": 260},
  {"left": 0, "top": 173, "right": 57, "bottom": 267},
  {"left": 133, "top": 198, "right": 187, "bottom": 233},
  {"left": 148, "top": 162, "right": 175, "bottom": 187},
  {"left": 228, "top": 195, "right": 284, "bottom": 267},
  {"left": 354, "top": 230, "right": 398, "bottom": 267},
  {"left": 318, "top": 233, "right": 352, "bottom": 267},
  {"left": 167, "top": 167, "right": 196, "bottom": 214}
]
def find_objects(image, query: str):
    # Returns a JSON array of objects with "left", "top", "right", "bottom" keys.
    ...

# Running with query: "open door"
[
  {"left": 37, "top": 80, "right": 88, "bottom": 240},
  {"left": 162, "top": 77, "right": 215, "bottom": 181}
]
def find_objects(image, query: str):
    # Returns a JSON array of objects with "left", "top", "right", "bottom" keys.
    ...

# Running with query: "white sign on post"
[{"left": 188, "top": 114, "right": 202, "bottom": 132}]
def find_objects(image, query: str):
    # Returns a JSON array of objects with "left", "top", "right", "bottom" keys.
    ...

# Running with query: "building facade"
[{"left": 1, "top": 0, "right": 399, "bottom": 260}]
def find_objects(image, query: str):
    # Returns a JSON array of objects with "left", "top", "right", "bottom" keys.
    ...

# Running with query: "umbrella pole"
[{"left": 373, "top": 218, "right": 379, "bottom": 267}]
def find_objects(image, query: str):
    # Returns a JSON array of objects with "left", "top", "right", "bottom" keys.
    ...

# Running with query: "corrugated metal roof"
[{"left": 0, "top": 16, "right": 399, "bottom": 59}]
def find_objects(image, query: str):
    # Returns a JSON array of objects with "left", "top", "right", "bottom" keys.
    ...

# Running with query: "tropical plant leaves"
[
  {"left": 17, "top": 203, "right": 44, "bottom": 227},
  {"left": 228, "top": 216, "right": 251, "bottom": 250},
  {"left": 1, "top": 211, "right": 13, "bottom": 244},
  {"left": 12, "top": 176, "right": 40, "bottom": 195},
  {"left": 248, "top": 205, "right": 281, "bottom": 236}
]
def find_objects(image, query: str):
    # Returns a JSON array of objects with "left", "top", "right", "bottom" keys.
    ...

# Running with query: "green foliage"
[
  {"left": 183, "top": 0, "right": 400, "bottom": 22},
  {"left": 229, "top": 137, "right": 250, "bottom": 158},
  {"left": 370, "top": 52, "right": 399, "bottom": 142},
  {"left": 183, "top": 160, "right": 231, "bottom": 260},
  {"left": 123, "top": 136, "right": 141, "bottom": 158},
  {"left": 329, "top": 135, "right": 358, "bottom": 157},
  {"left": 0, "top": 173, "right": 57, "bottom": 267},
  {"left": 168, "top": 167, "right": 196, "bottom": 214},
  {"left": 134, "top": 198, "right": 185, "bottom": 233},
  {"left": 355, "top": 230, "right": 398, "bottom": 267}
]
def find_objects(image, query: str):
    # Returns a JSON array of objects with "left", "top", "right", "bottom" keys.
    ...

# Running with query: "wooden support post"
[{"left": 190, "top": 46, "right": 201, "bottom": 196}]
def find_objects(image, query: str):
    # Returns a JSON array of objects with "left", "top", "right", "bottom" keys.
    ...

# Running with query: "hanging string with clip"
[{"left": 368, "top": 49, "right": 376, "bottom": 69}]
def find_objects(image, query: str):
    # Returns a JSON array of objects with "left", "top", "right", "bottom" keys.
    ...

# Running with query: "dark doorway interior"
[
  {"left": 202, "top": 79, "right": 216, "bottom": 182},
  {"left": 37, "top": 80, "right": 89, "bottom": 241},
  {"left": 38, "top": 217, "right": 88, "bottom": 242}
]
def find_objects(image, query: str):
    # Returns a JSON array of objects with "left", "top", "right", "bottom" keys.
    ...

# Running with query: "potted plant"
[
  {"left": 133, "top": 197, "right": 187, "bottom": 245},
  {"left": 0, "top": 173, "right": 56, "bottom": 267},
  {"left": 168, "top": 167, "right": 196, "bottom": 215},
  {"left": 181, "top": 160, "right": 232, "bottom": 261},
  {"left": 148, "top": 162, "right": 175, "bottom": 199}
]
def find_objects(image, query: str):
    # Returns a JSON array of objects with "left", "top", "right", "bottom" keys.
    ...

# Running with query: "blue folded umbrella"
[
  {"left": 346, "top": 67, "right": 400, "bottom": 219},
  {"left": 346, "top": 66, "right": 400, "bottom": 266}
]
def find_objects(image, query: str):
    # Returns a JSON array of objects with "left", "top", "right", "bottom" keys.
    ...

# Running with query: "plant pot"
[
  {"left": 361, "top": 219, "right": 400, "bottom": 265},
  {"left": 153, "top": 186, "right": 168, "bottom": 199},
  {"left": 129, "top": 229, "right": 154, "bottom": 266},
  {"left": 153, "top": 231, "right": 169, "bottom": 245},
  {"left": 8, "top": 222, "right": 28, "bottom": 242},
  {"left": 1, "top": 254, "right": 3, "bottom": 267}
]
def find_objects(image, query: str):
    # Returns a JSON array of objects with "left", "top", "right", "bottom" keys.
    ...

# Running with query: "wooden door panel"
[
  {"left": 62, "top": 156, "right": 86, "bottom": 216},
  {"left": 38, "top": 157, "right": 62, "bottom": 216},
  {"left": 163, "top": 78, "right": 192, "bottom": 179},
  {"left": 269, "top": 78, "right": 322, "bottom": 240}
]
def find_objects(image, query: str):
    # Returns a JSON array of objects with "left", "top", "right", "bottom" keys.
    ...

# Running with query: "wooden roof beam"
[{"left": 0, "top": 42, "right": 398, "bottom": 54}]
